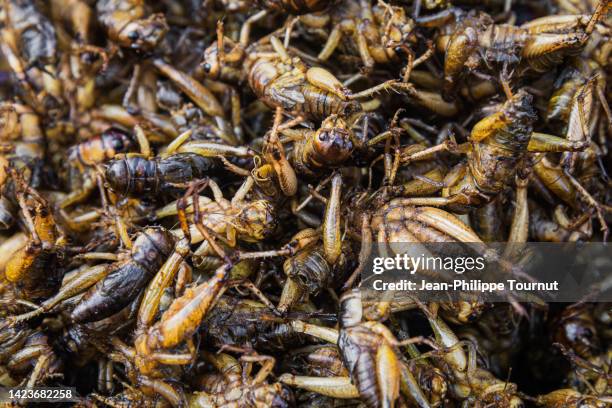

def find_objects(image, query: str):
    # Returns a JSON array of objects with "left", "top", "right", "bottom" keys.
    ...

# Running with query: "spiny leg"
[
  {"left": 96, "top": 170, "right": 132, "bottom": 249},
  {"left": 563, "top": 169, "right": 610, "bottom": 241},
  {"left": 265, "top": 107, "right": 298, "bottom": 196}
]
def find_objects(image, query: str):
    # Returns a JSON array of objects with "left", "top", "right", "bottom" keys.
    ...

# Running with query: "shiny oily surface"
[{"left": 0, "top": 0, "right": 610, "bottom": 407}]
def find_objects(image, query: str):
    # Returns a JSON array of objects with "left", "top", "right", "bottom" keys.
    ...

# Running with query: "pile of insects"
[{"left": 0, "top": 0, "right": 610, "bottom": 406}]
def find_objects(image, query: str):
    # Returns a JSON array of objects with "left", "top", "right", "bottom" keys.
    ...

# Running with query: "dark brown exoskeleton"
[
  {"left": 277, "top": 175, "right": 356, "bottom": 311},
  {"left": 0, "top": 0, "right": 61, "bottom": 114},
  {"left": 61, "top": 127, "right": 135, "bottom": 208},
  {"left": 336, "top": 289, "right": 405, "bottom": 408},
  {"left": 96, "top": 0, "right": 168, "bottom": 51},
  {"left": 202, "top": 296, "right": 309, "bottom": 352},
  {"left": 105, "top": 153, "right": 216, "bottom": 198},
  {"left": 70, "top": 227, "right": 175, "bottom": 323},
  {"left": 418, "top": 0, "right": 609, "bottom": 99},
  {"left": 550, "top": 303, "right": 601, "bottom": 360}
]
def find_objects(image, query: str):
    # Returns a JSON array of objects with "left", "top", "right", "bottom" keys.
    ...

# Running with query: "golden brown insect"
[
  {"left": 157, "top": 177, "right": 277, "bottom": 252},
  {"left": 188, "top": 352, "right": 294, "bottom": 407},
  {"left": 533, "top": 388, "right": 611, "bottom": 408},
  {"left": 387, "top": 90, "right": 588, "bottom": 213},
  {"left": 61, "top": 127, "right": 135, "bottom": 208},
  {"left": 419, "top": 1, "right": 609, "bottom": 98},
  {"left": 279, "top": 290, "right": 436, "bottom": 408},
  {"left": 1, "top": 170, "right": 66, "bottom": 302},
  {"left": 96, "top": 0, "right": 168, "bottom": 50},
  {"left": 0, "top": 102, "right": 46, "bottom": 228},
  {"left": 419, "top": 304, "right": 524, "bottom": 407},
  {"left": 202, "top": 20, "right": 411, "bottom": 121},
  {"left": 298, "top": 0, "right": 417, "bottom": 73}
]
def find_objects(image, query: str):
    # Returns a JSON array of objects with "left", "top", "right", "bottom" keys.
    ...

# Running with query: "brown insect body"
[
  {"left": 337, "top": 290, "right": 402, "bottom": 408},
  {"left": 424, "top": 4, "right": 607, "bottom": 98},
  {"left": 3, "top": 192, "right": 64, "bottom": 302},
  {"left": 452, "top": 90, "right": 536, "bottom": 211},
  {"left": 189, "top": 352, "right": 294, "bottom": 408},
  {"left": 71, "top": 227, "right": 175, "bottom": 323},
  {"left": 202, "top": 297, "right": 307, "bottom": 352},
  {"left": 3, "top": 0, "right": 58, "bottom": 67},
  {"left": 0, "top": 104, "right": 46, "bottom": 229},
  {"left": 301, "top": 0, "right": 415, "bottom": 71},
  {"left": 105, "top": 153, "right": 216, "bottom": 198},
  {"left": 67, "top": 127, "right": 135, "bottom": 169},
  {"left": 96, "top": 0, "right": 168, "bottom": 50},
  {"left": 245, "top": 44, "right": 361, "bottom": 120},
  {"left": 257, "top": 0, "right": 333, "bottom": 14},
  {"left": 288, "top": 115, "right": 354, "bottom": 176}
]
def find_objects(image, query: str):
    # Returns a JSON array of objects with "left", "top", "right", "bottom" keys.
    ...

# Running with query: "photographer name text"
[{"left": 371, "top": 279, "right": 559, "bottom": 292}]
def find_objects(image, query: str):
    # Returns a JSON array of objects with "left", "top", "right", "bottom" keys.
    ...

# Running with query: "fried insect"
[
  {"left": 390, "top": 90, "right": 589, "bottom": 213},
  {"left": 533, "top": 388, "right": 611, "bottom": 408},
  {"left": 419, "top": 0, "right": 609, "bottom": 98},
  {"left": 2, "top": 170, "right": 65, "bottom": 302},
  {"left": 420, "top": 304, "right": 524, "bottom": 407},
  {"left": 105, "top": 153, "right": 217, "bottom": 198},
  {"left": 202, "top": 20, "right": 411, "bottom": 120},
  {"left": 61, "top": 127, "right": 135, "bottom": 208},
  {"left": 256, "top": 0, "right": 333, "bottom": 14},
  {"left": 157, "top": 178, "right": 277, "bottom": 252},
  {"left": 96, "top": 0, "right": 168, "bottom": 50},
  {"left": 299, "top": 0, "right": 417, "bottom": 72},
  {"left": 0, "top": 102, "right": 46, "bottom": 228},
  {"left": 202, "top": 296, "right": 309, "bottom": 351},
  {"left": 70, "top": 227, "right": 175, "bottom": 323},
  {"left": 280, "top": 291, "right": 435, "bottom": 408},
  {"left": 189, "top": 352, "right": 294, "bottom": 407}
]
